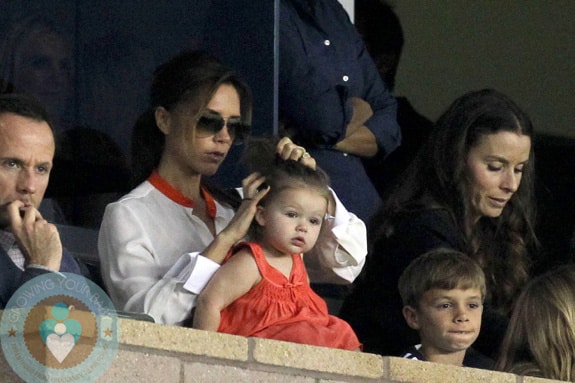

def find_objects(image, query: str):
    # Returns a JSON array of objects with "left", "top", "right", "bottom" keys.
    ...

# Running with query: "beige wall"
[
  {"left": 393, "top": 0, "right": 575, "bottom": 138},
  {"left": 1, "top": 318, "right": 565, "bottom": 383}
]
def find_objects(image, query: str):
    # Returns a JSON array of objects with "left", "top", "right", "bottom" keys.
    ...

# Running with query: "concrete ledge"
[
  {"left": 97, "top": 349, "right": 182, "bottom": 382},
  {"left": 183, "top": 362, "right": 315, "bottom": 383},
  {"left": 0, "top": 349, "right": 23, "bottom": 383},
  {"left": 523, "top": 377, "right": 568, "bottom": 383},
  {"left": 252, "top": 336, "right": 383, "bottom": 379},
  {"left": 120, "top": 319, "right": 248, "bottom": 362},
  {"left": 388, "top": 357, "right": 517, "bottom": 383},
  {"left": 1, "top": 315, "right": 570, "bottom": 383}
]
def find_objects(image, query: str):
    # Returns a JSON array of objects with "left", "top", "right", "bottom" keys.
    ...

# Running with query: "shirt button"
[
  {"left": 343, "top": 152, "right": 348, "bottom": 157},
  {"left": 342, "top": 75, "right": 349, "bottom": 82},
  {"left": 324, "top": 39, "right": 330, "bottom": 46}
]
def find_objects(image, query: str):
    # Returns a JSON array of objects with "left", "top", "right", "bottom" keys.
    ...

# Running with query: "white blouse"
[{"left": 98, "top": 178, "right": 367, "bottom": 325}]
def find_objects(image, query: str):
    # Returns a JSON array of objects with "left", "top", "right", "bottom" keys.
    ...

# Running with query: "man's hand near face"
[{"left": 6, "top": 200, "right": 62, "bottom": 271}]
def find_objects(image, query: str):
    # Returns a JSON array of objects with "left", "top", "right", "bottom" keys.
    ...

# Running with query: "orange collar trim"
[{"left": 148, "top": 170, "right": 217, "bottom": 218}]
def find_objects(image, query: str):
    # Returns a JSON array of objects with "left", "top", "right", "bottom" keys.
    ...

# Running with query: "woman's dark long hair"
[
  {"left": 371, "top": 89, "right": 538, "bottom": 314},
  {"left": 130, "top": 50, "right": 252, "bottom": 208}
]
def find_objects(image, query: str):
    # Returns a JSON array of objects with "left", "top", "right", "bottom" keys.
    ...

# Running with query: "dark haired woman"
[
  {"left": 340, "top": 89, "right": 538, "bottom": 358},
  {"left": 98, "top": 50, "right": 367, "bottom": 325}
]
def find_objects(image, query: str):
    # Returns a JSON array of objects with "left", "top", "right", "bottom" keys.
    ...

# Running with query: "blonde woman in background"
[{"left": 496, "top": 265, "right": 575, "bottom": 381}]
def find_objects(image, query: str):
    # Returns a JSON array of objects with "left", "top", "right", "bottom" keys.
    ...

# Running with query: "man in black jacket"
[{"left": 0, "top": 93, "right": 80, "bottom": 309}]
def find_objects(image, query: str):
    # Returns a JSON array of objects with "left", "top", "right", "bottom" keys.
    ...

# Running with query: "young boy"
[{"left": 397, "top": 248, "right": 494, "bottom": 369}]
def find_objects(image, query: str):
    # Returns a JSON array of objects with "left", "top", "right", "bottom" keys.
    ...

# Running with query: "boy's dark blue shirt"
[{"left": 401, "top": 344, "right": 495, "bottom": 370}]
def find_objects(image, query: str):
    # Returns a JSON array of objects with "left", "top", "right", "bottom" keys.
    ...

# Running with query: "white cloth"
[{"left": 98, "top": 181, "right": 367, "bottom": 325}]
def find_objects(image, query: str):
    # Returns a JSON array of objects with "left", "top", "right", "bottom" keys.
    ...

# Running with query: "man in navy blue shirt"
[
  {"left": 355, "top": 0, "right": 434, "bottom": 200},
  {"left": 279, "top": 0, "right": 401, "bottom": 223},
  {"left": 0, "top": 94, "right": 81, "bottom": 309}
]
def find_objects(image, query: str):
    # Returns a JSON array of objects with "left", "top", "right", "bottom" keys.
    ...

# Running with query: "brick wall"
[{"left": 0, "top": 318, "right": 566, "bottom": 383}]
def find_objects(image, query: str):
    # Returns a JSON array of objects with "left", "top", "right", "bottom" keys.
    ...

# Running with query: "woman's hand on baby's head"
[
  {"left": 218, "top": 173, "right": 270, "bottom": 249},
  {"left": 276, "top": 137, "right": 316, "bottom": 170},
  {"left": 241, "top": 172, "right": 269, "bottom": 205}
]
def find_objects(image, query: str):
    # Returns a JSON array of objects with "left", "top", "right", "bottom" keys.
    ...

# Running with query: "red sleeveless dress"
[{"left": 218, "top": 242, "right": 360, "bottom": 350}]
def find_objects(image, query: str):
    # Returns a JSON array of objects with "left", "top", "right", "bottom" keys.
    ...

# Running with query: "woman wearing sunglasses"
[{"left": 98, "top": 50, "right": 367, "bottom": 326}]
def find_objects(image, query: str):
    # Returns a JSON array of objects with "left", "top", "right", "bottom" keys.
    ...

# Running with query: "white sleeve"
[
  {"left": 170, "top": 252, "right": 220, "bottom": 294},
  {"left": 98, "top": 202, "right": 220, "bottom": 325},
  {"left": 304, "top": 188, "right": 367, "bottom": 284}
]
